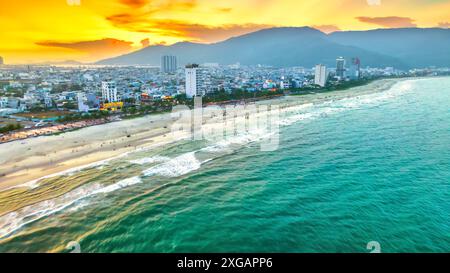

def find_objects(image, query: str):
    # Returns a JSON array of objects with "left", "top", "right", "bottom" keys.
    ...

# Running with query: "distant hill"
[
  {"left": 38, "top": 60, "right": 85, "bottom": 65},
  {"left": 97, "top": 27, "right": 450, "bottom": 69},
  {"left": 328, "top": 28, "right": 450, "bottom": 68}
]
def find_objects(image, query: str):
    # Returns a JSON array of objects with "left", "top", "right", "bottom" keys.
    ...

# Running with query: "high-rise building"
[
  {"left": 161, "top": 55, "right": 177, "bottom": 73},
  {"left": 336, "top": 57, "right": 346, "bottom": 79},
  {"left": 348, "top": 57, "right": 361, "bottom": 80},
  {"left": 185, "top": 64, "right": 211, "bottom": 98},
  {"left": 101, "top": 81, "right": 119, "bottom": 102},
  {"left": 314, "top": 64, "right": 327, "bottom": 87},
  {"left": 0, "top": 56, "right": 4, "bottom": 65},
  {"left": 185, "top": 64, "right": 199, "bottom": 98}
]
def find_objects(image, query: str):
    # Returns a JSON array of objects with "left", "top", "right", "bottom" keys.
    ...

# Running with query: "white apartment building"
[
  {"left": 101, "top": 81, "right": 119, "bottom": 102},
  {"left": 314, "top": 64, "right": 327, "bottom": 87},
  {"left": 185, "top": 64, "right": 210, "bottom": 98}
]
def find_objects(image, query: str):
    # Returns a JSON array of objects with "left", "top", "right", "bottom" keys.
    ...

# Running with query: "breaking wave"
[
  {"left": 142, "top": 152, "right": 204, "bottom": 177},
  {"left": 0, "top": 176, "right": 142, "bottom": 239},
  {"left": 129, "top": 156, "right": 171, "bottom": 165}
]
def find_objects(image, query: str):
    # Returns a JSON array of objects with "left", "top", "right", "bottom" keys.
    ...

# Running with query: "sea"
[{"left": 0, "top": 77, "right": 449, "bottom": 253}]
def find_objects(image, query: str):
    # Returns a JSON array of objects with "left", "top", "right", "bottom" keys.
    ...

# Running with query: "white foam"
[
  {"left": 200, "top": 128, "right": 273, "bottom": 153},
  {"left": 93, "top": 176, "right": 142, "bottom": 194},
  {"left": 276, "top": 79, "right": 413, "bottom": 127},
  {"left": 129, "top": 156, "right": 170, "bottom": 165},
  {"left": 142, "top": 152, "right": 202, "bottom": 177},
  {"left": 278, "top": 112, "right": 315, "bottom": 126}
]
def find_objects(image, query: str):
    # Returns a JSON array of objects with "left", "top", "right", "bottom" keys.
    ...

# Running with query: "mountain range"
[{"left": 97, "top": 27, "right": 450, "bottom": 69}]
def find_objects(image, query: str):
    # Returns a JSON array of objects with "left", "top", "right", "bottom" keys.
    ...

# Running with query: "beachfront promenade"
[{"left": 0, "top": 119, "right": 110, "bottom": 144}]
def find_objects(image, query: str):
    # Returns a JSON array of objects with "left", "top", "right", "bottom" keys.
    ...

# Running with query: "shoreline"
[
  {"left": 0, "top": 78, "right": 407, "bottom": 192},
  {"left": 0, "top": 75, "right": 437, "bottom": 145}
]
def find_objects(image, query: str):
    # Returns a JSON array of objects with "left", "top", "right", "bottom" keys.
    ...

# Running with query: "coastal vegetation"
[
  {"left": 0, "top": 123, "right": 22, "bottom": 134},
  {"left": 289, "top": 78, "right": 377, "bottom": 95},
  {"left": 16, "top": 110, "right": 72, "bottom": 119},
  {"left": 56, "top": 110, "right": 110, "bottom": 123},
  {"left": 202, "top": 89, "right": 284, "bottom": 104}
]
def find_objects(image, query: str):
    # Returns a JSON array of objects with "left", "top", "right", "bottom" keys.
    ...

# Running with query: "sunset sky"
[{"left": 1, "top": 0, "right": 449, "bottom": 64}]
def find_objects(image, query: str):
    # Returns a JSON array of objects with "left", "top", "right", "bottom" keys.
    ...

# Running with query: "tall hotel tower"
[
  {"left": 185, "top": 64, "right": 201, "bottom": 98},
  {"left": 336, "top": 57, "right": 346, "bottom": 80},
  {"left": 314, "top": 64, "right": 327, "bottom": 87}
]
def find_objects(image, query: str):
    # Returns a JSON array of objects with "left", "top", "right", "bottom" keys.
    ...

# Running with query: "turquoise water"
[{"left": 0, "top": 77, "right": 449, "bottom": 252}]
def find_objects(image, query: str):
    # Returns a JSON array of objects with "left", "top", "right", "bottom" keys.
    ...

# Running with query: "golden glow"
[{"left": 1, "top": 0, "right": 449, "bottom": 64}]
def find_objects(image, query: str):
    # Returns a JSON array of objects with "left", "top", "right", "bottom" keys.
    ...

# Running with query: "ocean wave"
[
  {"left": 277, "top": 80, "right": 413, "bottom": 127},
  {"left": 2, "top": 158, "right": 113, "bottom": 192},
  {"left": 129, "top": 156, "right": 171, "bottom": 165},
  {"left": 142, "top": 152, "right": 204, "bottom": 177},
  {"left": 200, "top": 128, "right": 274, "bottom": 153},
  {"left": 1, "top": 135, "right": 185, "bottom": 193},
  {"left": 0, "top": 176, "right": 142, "bottom": 239},
  {"left": 93, "top": 176, "right": 142, "bottom": 194},
  {"left": 278, "top": 112, "right": 316, "bottom": 126}
]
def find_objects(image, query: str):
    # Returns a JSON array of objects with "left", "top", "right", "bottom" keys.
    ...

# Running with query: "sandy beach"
[{"left": 0, "top": 78, "right": 402, "bottom": 192}]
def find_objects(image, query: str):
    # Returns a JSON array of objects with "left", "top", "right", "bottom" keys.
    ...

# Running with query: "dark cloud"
[
  {"left": 356, "top": 16, "right": 417, "bottom": 28},
  {"left": 36, "top": 38, "right": 134, "bottom": 59},
  {"left": 312, "top": 25, "right": 341, "bottom": 34}
]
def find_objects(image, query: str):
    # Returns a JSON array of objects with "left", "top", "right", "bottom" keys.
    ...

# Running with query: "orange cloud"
[
  {"left": 106, "top": 12, "right": 272, "bottom": 42},
  {"left": 104, "top": 0, "right": 258, "bottom": 43},
  {"left": 140, "top": 38, "right": 150, "bottom": 47},
  {"left": 438, "top": 22, "right": 450, "bottom": 28},
  {"left": 119, "top": 0, "right": 150, "bottom": 8},
  {"left": 312, "top": 25, "right": 341, "bottom": 34},
  {"left": 356, "top": 16, "right": 417, "bottom": 28},
  {"left": 146, "top": 21, "right": 273, "bottom": 42},
  {"left": 36, "top": 38, "right": 134, "bottom": 59},
  {"left": 4, "top": 0, "right": 450, "bottom": 64},
  {"left": 117, "top": 0, "right": 197, "bottom": 13}
]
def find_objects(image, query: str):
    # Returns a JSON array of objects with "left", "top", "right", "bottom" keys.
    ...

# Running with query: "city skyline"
[{"left": 1, "top": 0, "right": 450, "bottom": 64}]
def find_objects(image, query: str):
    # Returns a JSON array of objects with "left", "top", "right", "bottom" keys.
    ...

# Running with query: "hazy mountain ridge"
[
  {"left": 97, "top": 27, "right": 450, "bottom": 68},
  {"left": 328, "top": 28, "right": 450, "bottom": 68}
]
